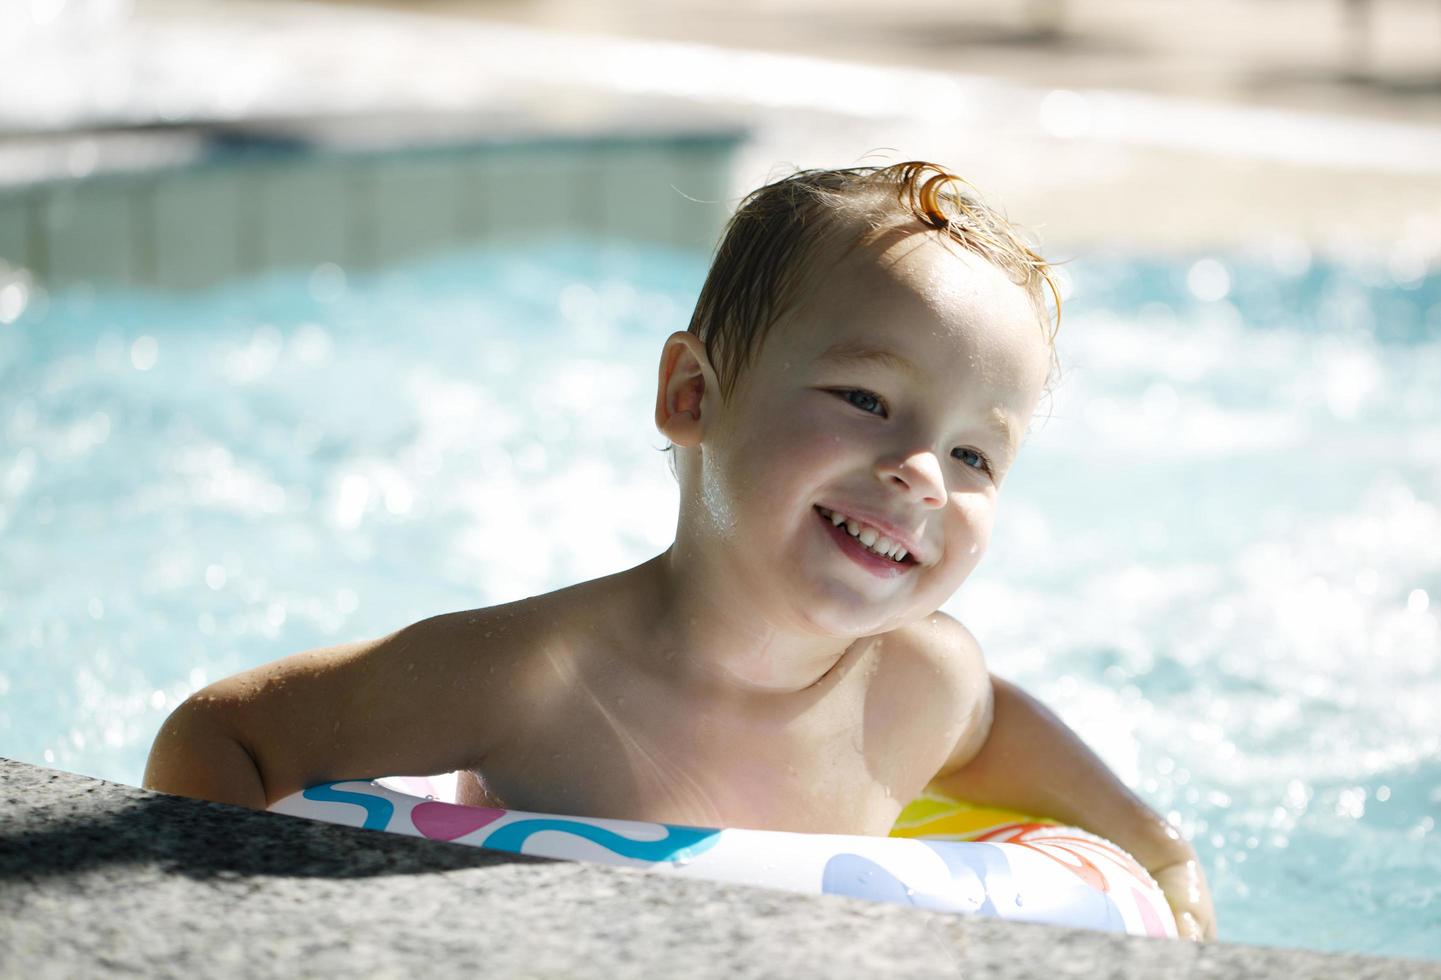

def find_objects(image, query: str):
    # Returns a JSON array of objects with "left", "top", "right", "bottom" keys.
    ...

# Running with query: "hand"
[{"left": 1149, "top": 849, "right": 1217, "bottom": 941}]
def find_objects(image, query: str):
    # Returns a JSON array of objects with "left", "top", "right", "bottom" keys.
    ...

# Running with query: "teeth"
[{"left": 820, "top": 507, "right": 910, "bottom": 564}]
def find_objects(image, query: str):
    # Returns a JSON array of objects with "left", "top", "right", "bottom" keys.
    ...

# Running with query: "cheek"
[
  {"left": 944, "top": 495, "right": 996, "bottom": 566},
  {"left": 733, "top": 404, "right": 839, "bottom": 486}
]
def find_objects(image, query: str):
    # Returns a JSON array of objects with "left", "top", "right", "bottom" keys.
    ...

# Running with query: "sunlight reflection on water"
[{"left": 0, "top": 237, "right": 1437, "bottom": 959}]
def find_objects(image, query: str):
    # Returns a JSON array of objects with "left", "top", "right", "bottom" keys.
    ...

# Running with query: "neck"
[{"left": 621, "top": 545, "right": 860, "bottom": 700}]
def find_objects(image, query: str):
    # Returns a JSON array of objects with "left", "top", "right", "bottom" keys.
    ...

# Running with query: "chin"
[
  {"left": 794, "top": 585, "right": 909, "bottom": 638},
  {"left": 800, "top": 614, "right": 887, "bottom": 640}
]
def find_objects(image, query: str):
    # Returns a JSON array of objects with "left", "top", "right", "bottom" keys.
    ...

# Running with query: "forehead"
[{"left": 772, "top": 228, "right": 1049, "bottom": 386}]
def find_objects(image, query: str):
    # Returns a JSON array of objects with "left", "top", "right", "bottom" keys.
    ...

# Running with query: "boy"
[{"left": 145, "top": 161, "right": 1215, "bottom": 940}]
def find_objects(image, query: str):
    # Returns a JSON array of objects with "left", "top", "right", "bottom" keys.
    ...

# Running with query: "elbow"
[{"left": 143, "top": 696, "right": 268, "bottom": 809}]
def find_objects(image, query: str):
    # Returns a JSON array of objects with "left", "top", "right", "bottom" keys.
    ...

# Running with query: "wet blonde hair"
[{"left": 685, "top": 160, "right": 1062, "bottom": 404}]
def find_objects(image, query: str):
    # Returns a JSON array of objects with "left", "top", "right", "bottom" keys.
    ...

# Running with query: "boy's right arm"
[{"left": 143, "top": 612, "right": 505, "bottom": 810}]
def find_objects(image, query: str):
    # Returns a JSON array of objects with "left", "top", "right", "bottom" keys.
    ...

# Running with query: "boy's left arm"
[{"left": 929, "top": 623, "right": 1216, "bottom": 940}]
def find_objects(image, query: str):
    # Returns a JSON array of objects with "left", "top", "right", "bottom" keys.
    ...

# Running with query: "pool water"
[{"left": 1, "top": 238, "right": 1437, "bottom": 960}]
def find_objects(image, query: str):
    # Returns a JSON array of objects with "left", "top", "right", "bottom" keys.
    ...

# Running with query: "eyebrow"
[
  {"left": 815, "top": 341, "right": 923, "bottom": 380},
  {"left": 984, "top": 406, "right": 1022, "bottom": 458},
  {"left": 816, "top": 340, "right": 1021, "bottom": 456}
]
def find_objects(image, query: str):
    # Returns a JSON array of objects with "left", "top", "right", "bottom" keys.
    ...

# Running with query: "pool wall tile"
[
  {"left": 0, "top": 193, "right": 33, "bottom": 271},
  {"left": 564, "top": 150, "right": 608, "bottom": 239},
  {"left": 6, "top": 133, "right": 742, "bottom": 290},
  {"left": 599, "top": 143, "right": 682, "bottom": 246},
  {"left": 667, "top": 143, "right": 734, "bottom": 251},
  {"left": 43, "top": 181, "right": 143, "bottom": 287},
  {"left": 451, "top": 154, "right": 491, "bottom": 241},
  {"left": 257, "top": 163, "right": 352, "bottom": 273},
  {"left": 472, "top": 147, "right": 599, "bottom": 244},
  {"left": 152, "top": 170, "right": 246, "bottom": 290},
  {"left": 368, "top": 155, "right": 466, "bottom": 267}
]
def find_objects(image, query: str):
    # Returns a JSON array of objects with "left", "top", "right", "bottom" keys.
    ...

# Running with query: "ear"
[{"left": 655, "top": 331, "right": 715, "bottom": 448}]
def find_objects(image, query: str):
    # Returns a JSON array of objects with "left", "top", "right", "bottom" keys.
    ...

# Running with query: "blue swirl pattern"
[
  {"left": 482, "top": 818, "right": 720, "bottom": 863},
  {"left": 302, "top": 781, "right": 396, "bottom": 831}
]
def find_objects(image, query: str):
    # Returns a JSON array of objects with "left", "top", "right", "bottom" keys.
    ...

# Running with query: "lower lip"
[{"left": 816, "top": 508, "right": 913, "bottom": 579}]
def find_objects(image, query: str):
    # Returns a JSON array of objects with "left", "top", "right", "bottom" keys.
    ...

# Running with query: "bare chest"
[{"left": 464, "top": 671, "right": 940, "bottom": 836}]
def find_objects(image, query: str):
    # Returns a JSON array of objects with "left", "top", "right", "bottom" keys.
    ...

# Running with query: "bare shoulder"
[
  {"left": 889, "top": 609, "right": 987, "bottom": 683},
  {"left": 191, "top": 595, "right": 557, "bottom": 803},
  {"left": 886, "top": 610, "right": 995, "bottom": 778}
]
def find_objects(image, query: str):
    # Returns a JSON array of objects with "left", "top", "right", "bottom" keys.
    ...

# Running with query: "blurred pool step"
[{"left": 0, "top": 129, "right": 743, "bottom": 292}]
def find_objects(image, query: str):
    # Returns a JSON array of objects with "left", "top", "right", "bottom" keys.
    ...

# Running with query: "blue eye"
[
  {"left": 839, "top": 389, "right": 886, "bottom": 416},
  {"left": 953, "top": 447, "right": 991, "bottom": 474},
  {"left": 834, "top": 388, "right": 993, "bottom": 476}
]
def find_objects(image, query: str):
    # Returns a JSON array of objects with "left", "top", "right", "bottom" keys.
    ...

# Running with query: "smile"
[{"left": 815, "top": 506, "right": 917, "bottom": 579}]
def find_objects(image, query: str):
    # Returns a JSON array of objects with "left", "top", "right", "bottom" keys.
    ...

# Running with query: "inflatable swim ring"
[{"left": 269, "top": 777, "right": 1176, "bottom": 938}]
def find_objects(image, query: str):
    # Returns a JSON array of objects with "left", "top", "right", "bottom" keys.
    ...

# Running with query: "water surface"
[{"left": 0, "top": 238, "right": 1436, "bottom": 959}]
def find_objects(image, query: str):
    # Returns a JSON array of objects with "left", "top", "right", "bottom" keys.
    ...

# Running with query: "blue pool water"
[{"left": 1, "top": 237, "right": 1437, "bottom": 960}]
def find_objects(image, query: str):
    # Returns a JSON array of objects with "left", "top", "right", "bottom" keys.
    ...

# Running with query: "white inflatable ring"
[{"left": 270, "top": 778, "right": 1177, "bottom": 938}]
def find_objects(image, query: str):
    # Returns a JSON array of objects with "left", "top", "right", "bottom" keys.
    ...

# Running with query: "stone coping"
[{"left": 2, "top": 759, "right": 1435, "bottom": 978}]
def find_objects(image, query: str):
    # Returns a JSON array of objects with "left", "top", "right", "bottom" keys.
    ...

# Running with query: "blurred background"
[
  {"left": 3, "top": 0, "right": 1440, "bottom": 257},
  {"left": 2, "top": 0, "right": 1439, "bottom": 964}
]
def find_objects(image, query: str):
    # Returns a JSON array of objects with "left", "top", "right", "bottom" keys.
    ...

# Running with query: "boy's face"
[{"left": 700, "top": 226, "right": 1052, "bottom": 637}]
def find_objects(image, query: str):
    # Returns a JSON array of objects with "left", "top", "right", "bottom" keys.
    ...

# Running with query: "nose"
[{"left": 875, "top": 450, "right": 946, "bottom": 507}]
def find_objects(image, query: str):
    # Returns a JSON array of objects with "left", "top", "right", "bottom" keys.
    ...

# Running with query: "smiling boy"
[{"left": 145, "top": 162, "right": 1215, "bottom": 939}]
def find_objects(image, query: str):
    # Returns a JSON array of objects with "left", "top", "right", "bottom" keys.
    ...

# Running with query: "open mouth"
[{"left": 815, "top": 506, "right": 917, "bottom": 577}]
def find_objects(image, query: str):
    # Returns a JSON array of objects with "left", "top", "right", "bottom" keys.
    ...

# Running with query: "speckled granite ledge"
[{"left": 1, "top": 760, "right": 1435, "bottom": 979}]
